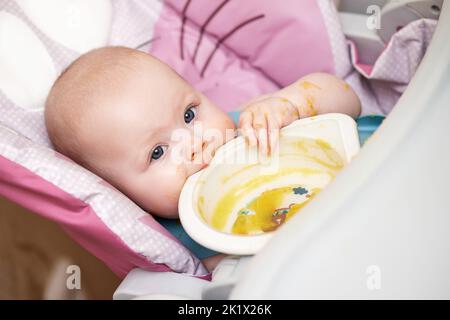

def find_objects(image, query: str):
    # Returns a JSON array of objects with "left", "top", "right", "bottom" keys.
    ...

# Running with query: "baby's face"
[{"left": 83, "top": 56, "right": 236, "bottom": 218}]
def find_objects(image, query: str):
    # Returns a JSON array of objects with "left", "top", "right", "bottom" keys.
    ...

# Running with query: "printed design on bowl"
[{"left": 232, "top": 185, "right": 321, "bottom": 235}]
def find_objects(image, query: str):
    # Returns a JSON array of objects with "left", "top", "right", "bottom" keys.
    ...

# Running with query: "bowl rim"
[{"left": 178, "top": 113, "right": 360, "bottom": 255}]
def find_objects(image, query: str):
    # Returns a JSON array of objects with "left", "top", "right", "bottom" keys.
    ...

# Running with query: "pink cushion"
[
  {"left": 0, "top": 0, "right": 338, "bottom": 278},
  {"left": 149, "top": 0, "right": 334, "bottom": 111}
]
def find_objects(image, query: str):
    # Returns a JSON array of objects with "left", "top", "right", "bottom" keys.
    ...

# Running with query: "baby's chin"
[
  {"left": 154, "top": 210, "right": 179, "bottom": 219},
  {"left": 139, "top": 192, "right": 181, "bottom": 219},
  {"left": 144, "top": 203, "right": 179, "bottom": 219}
]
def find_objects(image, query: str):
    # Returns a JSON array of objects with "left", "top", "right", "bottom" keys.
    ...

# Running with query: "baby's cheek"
[
  {"left": 147, "top": 166, "right": 187, "bottom": 216},
  {"left": 161, "top": 171, "right": 186, "bottom": 206},
  {"left": 204, "top": 115, "right": 236, "bottom": 147}
]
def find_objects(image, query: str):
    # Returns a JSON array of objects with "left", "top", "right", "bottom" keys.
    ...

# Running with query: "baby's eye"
[
  {"left": 184, "top": 105, "right": 197, "bottom": 124},
  {"left": 150, "top": 145, "right": 167, "bottom": 162}
]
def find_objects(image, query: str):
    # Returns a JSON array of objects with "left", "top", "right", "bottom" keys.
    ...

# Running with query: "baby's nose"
[{"left": 190, "top": 138, "right": 206, "bottom": 162}]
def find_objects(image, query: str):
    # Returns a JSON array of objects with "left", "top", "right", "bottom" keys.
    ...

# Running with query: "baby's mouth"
[
  {"left": 201, "top": 141, "right": 219, "bottom": 164},
  {"left": 191, "top": 139, "right": 225, "bottom": 172}
]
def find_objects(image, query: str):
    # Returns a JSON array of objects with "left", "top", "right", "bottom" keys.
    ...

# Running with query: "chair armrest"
[{"left": 113, "top": 268, "right": 209, "bottom": 300}]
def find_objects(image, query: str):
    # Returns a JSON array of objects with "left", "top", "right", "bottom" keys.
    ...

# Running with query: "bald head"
[
  {"left": 44, "top": 46, "right": 171, "bottom": 173},
  {"left": 44, "top": 46, "right": 235, "bottom": 218}
]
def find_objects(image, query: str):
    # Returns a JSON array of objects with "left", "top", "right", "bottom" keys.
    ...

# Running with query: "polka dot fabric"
[
  {"left": 349, "top": 18, "right": 437, "bottom": 115},
  {"left": 318, "top": 1, "right": 436, "bottom": 116},
  {"left": 0, "top": 0, "right": 206, "bottom": 278}
]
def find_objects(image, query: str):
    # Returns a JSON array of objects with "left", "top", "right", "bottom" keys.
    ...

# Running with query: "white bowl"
[{"left": 179, "top": 113, "right": 360, "bottom": 255}]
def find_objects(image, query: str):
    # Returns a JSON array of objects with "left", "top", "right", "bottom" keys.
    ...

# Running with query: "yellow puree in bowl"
[
  {"left": 199, "top": 138, "right": 345, "bottom": 235},
  {"left": 232, "top": 184, "right": 322, "bottom": 234}
]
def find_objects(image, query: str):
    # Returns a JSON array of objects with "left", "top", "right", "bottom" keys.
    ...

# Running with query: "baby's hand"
[
  {"left": 238, "top": 96, "right": 299, "bottom": 156},
  {"left": 238, "top": 73, "right": 361, "bottom": 157}
]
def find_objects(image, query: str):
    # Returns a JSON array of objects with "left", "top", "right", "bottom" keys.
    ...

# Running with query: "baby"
[{"left": 45, "top": 46, "right": 360, "bottom": 270}]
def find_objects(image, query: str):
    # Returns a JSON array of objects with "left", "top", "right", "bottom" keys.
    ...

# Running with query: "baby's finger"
[
  {"left": 238, "top": 111, "right": 257, "bottom": 146},
  {"left": 238, "top": 110, "right": 251, "bottom": 128},
  {"left": 253, "top": 111, "right": 269, "bottom": 157},
  {"left": 243, "top": 126, "right": 257, "bottom": 147},
  {"left": 266, "top": 110, "right": 280, "bottom": 155}
]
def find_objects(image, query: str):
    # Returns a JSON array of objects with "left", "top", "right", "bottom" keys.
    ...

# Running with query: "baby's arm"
[
  {"left": 276, "top": 72, "right": 361, "bottom": 118},
  {"left": 238, "top": 72, "right": 361, "bottom": 155},
  {"left": 202, "top": 254, "right": 227, "bottom": 272}
]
